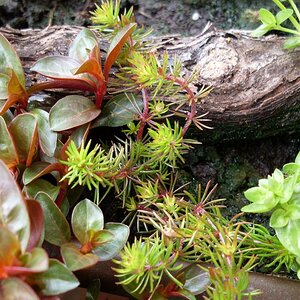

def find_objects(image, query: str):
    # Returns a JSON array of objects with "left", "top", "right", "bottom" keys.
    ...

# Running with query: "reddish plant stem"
[
  {"left": 160, "top": 72, "right": 197, "bottom": 137},
  {"left": 137, "top": 88, "right": 150, "bottom": 141},
  {"left": 26, "top": 79, "right": 96, "bottom": 96}
]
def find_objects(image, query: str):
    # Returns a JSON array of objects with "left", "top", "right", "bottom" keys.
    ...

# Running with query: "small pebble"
[{"left": 192, "top": 11, "right": 200, "bottom": 21}]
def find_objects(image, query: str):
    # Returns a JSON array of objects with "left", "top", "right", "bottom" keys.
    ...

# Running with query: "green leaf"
[
  {"left": 70, "top": 122, "right": 90, "bottom": 148},
  {"left": 23, "top": 161, "right": 59, "bottom": 185},
  {"left": 93, "top": 223, "right": 129, "bottom": 260},
  {"left": 276, "top": 9, "right": 294, "bottom": 25},
  {"left": 0, "top": 160, "right": 30, "bottom": 252},
  {"left": 0, "top": 278, "right": 39, "bottom": 300},
  {"left": 20, "top": 247, "right": 49, "bottom": 273},
  {"left": 0, "top": 116, "right": 19, "bottom": 168},
  {"left": 49, "top": 95, "right": 101, "bottom": 131},
  {"left": 284, "top": 36, "right": 300, "bottom": 49},
  {"left": 35, "top": 192, "right": 71, "bottom": 246},
  {"left": 104, "top": 23, "right": 137, "bottom": 80},
  {"left": 91, "top": 230, "right": 114, "bottom": 247},
  {"left": 31, "top": 108, "right": 57, "bottom": 157},
  {"left": 0, "top": 73, "right": 9, "bottom": 99},
  {"left": 29, "top": 259, "right": 79, "bottom": 296},
  {"left": 31, "top": 56, "right": 81, "bottom": 79},
  {"left": 0, "top": 226, "right": 20, "bottom": 267},
  {"left": 252, "top": 24, "right": 273, "bottom": 37},
  {"left": 71, "top": 199, "right": 104, "bottom": 245},
  {"left": 259, "top": 8, "right": 276, "bottom": 25},
  {"left": 61, "top": 243, "right": 99, "bottom": 271},
  {"left": 276, "top": 219, "right": 300, "bottom": 257},
  {"left": 0, "top": 33, "right": 25, "bottom": 87},
  {"left": 25, "top": 179, "right": 60, "bottom": 201},
  {"left": 8, "top": 113, "right": 38, "bottom": 166},
  {"left": 86, "top": 279, "right": 101, "bottom": 300},
  {"left": 92, "top": 93, "right": 143, "bottom": 128},
  {"left": 270, "top": 208, "right": 289, "bottom": 228},
  {"left": 69, "top": 28, "right": 98, "bottom": 63},
  {"left": 183, "top": 264, "right": 210, "bottom": 295},
  {"left": 244, "top": 187, "right": 273, "bottom": 203}
]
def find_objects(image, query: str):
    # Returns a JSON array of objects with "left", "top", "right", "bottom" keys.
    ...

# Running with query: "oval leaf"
[
  {"left": 104, "top": 23, "right": 137, "bottom": 80},
  {"left": 259, "top": 8, "right": 276, "bottom": 25},
  {"left": 61, "top": 243, "right": 99, "bottom": 271},
  {"left": 8, "top": 113, "right": 38, "bottom": 166},
  {"left": 0, "top": 116, "right": 19, "bottom": 168},
  {"left": 25, "top": 179, "right": 60, "bottom": 202},
  {"left": 29, "top": 259, "right": 79, "bottom": 296},
  {"left": 0, "top": 160, "right": 30, "bottom": 252},
  {"left": 0, "top": 33, "right": 25, "bottom": 86},
  {"left": 71, "top": 199, "right": 104, "bottom": 245},
  {"left": 276, "top": 9, "right": 294, "bottom": 25},
  {"left": 0, "top": 73, "right": 9, "bottom": 99},
  {"left": 26, "top": 199, "right": 44, "bottom": 251},
  {"left": 31, "top": 56, "right": 81, "bottom": 79},
  {"left": 0, "top": 227, "right": 20, "bottom": 267},
  {"left": 49, "top": 95, "right": 101, "bottom": 131},
  {"left": 69, "top": 28, "right": 98, "bottom": 63},
  {"left": 31, "top": 108, "right": 57, "bottom": 157},
  {"left": 35, "top": 192, "right": 71, "bottom": 246},
  {"left": 92, "top": 93, "right": 143, "bottom": 128},
  {"left": 0, "top": 278, "right": 39, "bottom": 300},
  {"left": 93, "top": 223, "right": 129, "bottom": 261}
]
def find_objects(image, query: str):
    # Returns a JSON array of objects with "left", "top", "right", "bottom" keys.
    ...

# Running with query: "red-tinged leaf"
[
  {"left": 75, "top": 58, "right": 104, "bottom": 81},
  {"left": 0, "top": 227, "right": 20, "bottom": 268},
  {"left": 6, "top": 247, "right": 49, "bottom": 276},
  {"left": 69, "top": 28, "right": 98, "bottom": 63},
  {"left": 23, "top": 162, "right": 64, "bottom": 185},
  {"left": 31, "top": 108, "right": 57, "bottom": 157},
  {"left": 31, "top": 56, "right": 81, "bottom": 79},
  {"left": 70, "top": 122, "right": 90, "bottom": 148},
  {"left": 25, "top": 179, "right": 60, "bottom": 202},
  {"left": 93, "top": 223, "right": 129, "bottom": 261},
  {"left": 8, "top": 113, "right": 38, "bottom": 166},
  {"left": 0, "top": 160, "right": 30, "bottom": 252},
  {"left": 7, "top": 69, "right": 27, "bottom": 99},
  {"left": 61, "top": 243, "right": 98, "bottom": 271},
  {"left": 0, "top": 33, "right": 25, "bottom": 87},
  {"left": 29, "top": 259, "right": 79, "bottom": 296},
  {"left": 0, "top": 73, "right": 9, "bottom": 99},
  {"left": 0, "top": 116, "right": 19, "bottom": 168},
  {"left": 91, "top": 230, "right": 113, "bottom": 248},
  {"left": 26, "top": 199, "right": 44, "bottom": 251},
  {"left": 104, "top": 23, "right": 137, "bottom": 80},
  {"left": 71, "top": 199, "right": 104, "bottom": 245},
  {"left": 49, "top": 95, "right": 101, "bottom": 131},
  {"left": 0, "top": 95, "right": 19, "bottom": 116},
  {"left": 35, "top": 192, "right": 71, "bottom": 246},
  {"left": 0, "top": 278, "right": 39, "bottom": 300}
]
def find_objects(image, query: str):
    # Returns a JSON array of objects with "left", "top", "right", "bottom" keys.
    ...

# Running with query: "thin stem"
[
  {"left": 276, "top": 25, "right": 300, "bottom": 35},
  {"left": 137, "top": 88, "right": 150, "bottom": 141},
  {"left": 288, "top": 0, "right": 300, "bottom": 24}
]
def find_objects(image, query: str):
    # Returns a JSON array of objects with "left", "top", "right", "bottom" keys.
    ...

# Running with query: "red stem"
[
  {"left": 160, "top": 72, "right": 197, "bottom": 136},
  {"left": 27, "top": 79, "right": 96, "bottom": 96}
]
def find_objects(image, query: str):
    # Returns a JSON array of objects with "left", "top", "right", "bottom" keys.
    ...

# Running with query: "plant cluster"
[
  {"left": 252, "top": 0, "right": 300, "bottom": 49},
  {"left": 0, "top": 0, "right": 298, "bottom": 299}
]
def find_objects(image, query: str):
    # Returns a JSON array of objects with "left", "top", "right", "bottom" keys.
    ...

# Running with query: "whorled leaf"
[
  {"left": 0, "top": 160, "right": 30, "bottom": 252},
  {"left": 71, "top": 199, "right": 104, "bottom": 245},
  {"left": 93, "top": 223, "right": 129, "bottom": 261},
  {"left": 0, "top": 278, "right": 39, "bottom": 300},
  {"left": 69, "top": 28, "right": 98, "bottom": 63},
  {"left": 49, "top": 95, "right": 101, "bottom": 131},
  {"left": 31, "top": 108, "right": 57, "bottom": 157},
  {"left": 35, "top": 192, "right": 71, "bottom": 246},
  {"left": 61, "top": 243, "right": 99, "bottom": 271},
  {"left": 92, "top": 93, "right": 143, "bottom": 128},
  {"left": 0, "top": 116, "right": 19, "bottom": 168},
  {"left": 29, "top": 259, "right": 79, "bottom": 296},
  {"left": 0, "top": 33, "right": 25, "bottom": 87},
  {"left": 8, "top": 113, "right": 38, "bottom": 166}
]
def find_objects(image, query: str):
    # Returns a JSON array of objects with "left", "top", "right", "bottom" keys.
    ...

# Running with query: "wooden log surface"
[{"left": 1, "top": 25, "right": 300, "bottom": 142}]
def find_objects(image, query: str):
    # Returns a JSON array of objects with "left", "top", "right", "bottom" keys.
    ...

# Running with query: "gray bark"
[{"left": 1, "top": 25, "right": 300, "bottom": 142}]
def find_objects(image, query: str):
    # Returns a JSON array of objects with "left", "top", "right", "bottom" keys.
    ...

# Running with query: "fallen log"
[{"left": 1, "top": 25, "right": 300, "bottom": 142}]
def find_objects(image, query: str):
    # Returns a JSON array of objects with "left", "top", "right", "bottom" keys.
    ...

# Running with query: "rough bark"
[{"left": 1, "top": 25, "right": 300, "bottom": 142}]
